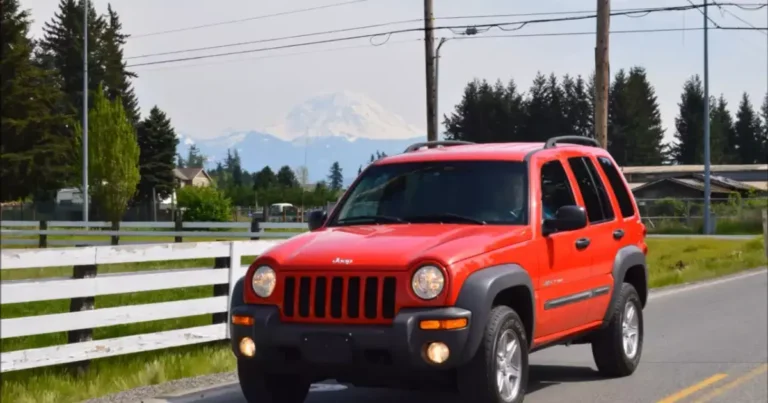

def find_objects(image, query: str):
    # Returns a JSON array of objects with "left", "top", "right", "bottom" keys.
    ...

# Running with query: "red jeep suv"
[{"left": 229, "top": 137, "right": 649, "bottom": 403}]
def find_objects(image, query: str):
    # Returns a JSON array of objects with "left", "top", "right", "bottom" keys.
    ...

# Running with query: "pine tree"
[
  {"left": 1, "top": 0, "right": 76, "bottom": 202},
  {"left": 328, "top": 162, "right": 344, "bottom": 192},
  {"left": 40, "top": 0, "right": 106, "bottom": 119},
  {"left": 733, "top": 93, "right": 763, "bottom": 164},
  {"left": 99, "top": 4, "right": 139, "bottom": 125},
  {"left": 523, "top": 73, "right": 553, "bottom": 142},
  {"left": 135, "top": 106, "right": 179, "bottom": 202},
  {"left": 444, "top": 78, "right": 525, "bottom": 143},
  {"left": 562, "top": 74, "right": 592, "bottom": 138},
  {"left": 670, "top": 75, "right": 706, "bottom": 164},
  {"left": 761, "top": 94, "right": 768, "bottom": 163},
  {"left": 276, "top": 166, "right": 299, "bottom": 188},
  {"left": 708, "top": 95, "right": 736, "bottom": 164},
  {"left": 252, "top": 166, "right": 277, "bottom": 191},
  {"left": 186, "top": 144, "right": 205, "bottom": 167}
]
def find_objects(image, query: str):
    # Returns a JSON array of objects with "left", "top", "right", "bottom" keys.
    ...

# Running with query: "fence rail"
[{"left": 0, "top": 240, "right": 282, "bottom": 373}]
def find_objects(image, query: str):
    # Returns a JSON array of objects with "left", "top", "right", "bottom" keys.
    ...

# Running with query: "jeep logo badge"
[{"left": 332, "top": 257, "right": 353, "bottom": 265}]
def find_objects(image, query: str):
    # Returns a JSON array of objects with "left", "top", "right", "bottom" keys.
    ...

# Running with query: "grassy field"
[{"left": 1, "top": 236, "right": 766, "bottom": 403}]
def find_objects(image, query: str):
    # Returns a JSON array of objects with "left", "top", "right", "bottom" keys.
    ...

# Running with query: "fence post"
[
  {"left": 110, "top": 220, "right": 120, "bottom": 246},
  {"left": 250, "top": 217, "right": 260, "bottom": 240},
  {"left": 68, "top": 244, "right": 97, "bottom": 376},
  {"left": 212, "top": 241, "right": 230, "bottom": 325},
  {"left": 226, "top": 241, "right": 242, "bottom": 338},
  {"left": 39, "top": 220, "right": 48, "bottom": 248},
  {"left": 174, "top": 212, "right": 183, "bottom": 243},
  {"left": 763, "top": 209, "right": 767, "bottom": 261}
]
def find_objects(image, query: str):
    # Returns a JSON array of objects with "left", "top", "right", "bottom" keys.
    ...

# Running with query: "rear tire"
[
  {"left": 590, "top": 282, "right": 644, "bottom": 377},
  {"left": 458, "top": 305, "right": 529, "bottom": 403},
  {"left": 237, "top": 359, "right": 311, "bottom": 403}
]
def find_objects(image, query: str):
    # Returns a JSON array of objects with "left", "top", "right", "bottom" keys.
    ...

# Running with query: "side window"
[
  {"left": 567, "top": 157, "right": 615, "bottom": 223},
  {"left": 597, "top": 156, "right": 636, "bottom": 218},
  {"left": 540, "top": 160, "right": 577, "bottom": 220}
]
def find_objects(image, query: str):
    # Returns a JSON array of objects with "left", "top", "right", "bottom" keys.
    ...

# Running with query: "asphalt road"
[{"left": 147, "top": 269, "right": 768, "bottom": 403}]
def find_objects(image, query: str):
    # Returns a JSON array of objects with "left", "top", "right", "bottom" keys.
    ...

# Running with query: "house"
[
  {"left": 621, "top": 164, "right": 767, "bottom": 194},
  {"left": 629, "top": 173, "right": 766, "bottom": 200},
  {"left": 173, "top": 167, "right": 213, "bottom": 188}
]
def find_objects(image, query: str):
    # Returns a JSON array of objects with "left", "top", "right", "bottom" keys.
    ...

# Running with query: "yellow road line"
[
  {"left": 691, "top": 363, "right": 768, "bottom": 403},
  {"left": 656, "top": 373, "right": 729, "bottom": 403}
]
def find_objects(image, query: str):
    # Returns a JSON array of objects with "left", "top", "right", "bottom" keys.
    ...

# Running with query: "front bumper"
[{"left": 230, "top": 304, "right": 473, "bottom": 374}]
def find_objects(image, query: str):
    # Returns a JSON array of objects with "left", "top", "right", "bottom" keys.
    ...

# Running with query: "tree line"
[
  {"left": 1, "top": 0, "right": 179, "bottom": 220},
  {"left": 444, "top": 67, "right": 768, "bottom": 165}
]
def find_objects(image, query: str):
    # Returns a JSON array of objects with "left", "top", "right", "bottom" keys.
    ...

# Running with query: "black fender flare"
[
  {"left": 602, "top": 245, "right": 648, "bottom": 323},
  {"left": 454, "top": 264, "right": 535, "bottom": 361},
  {"left": 230, "top": 276, "right": 246, "bottom": 311}
]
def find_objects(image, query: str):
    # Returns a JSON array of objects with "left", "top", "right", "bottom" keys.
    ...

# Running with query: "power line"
[
  {"left": 127, "top": 3, "right": 762, "bottom": 61},
  {"left": 714, "top": 1, "right": 768, "bottom": 35},
  {"left": 687, "top": 0, "right": 723, "bottom": 28},
  {"left": 130, "top": 0, "right": 374, "bottom": 39}
]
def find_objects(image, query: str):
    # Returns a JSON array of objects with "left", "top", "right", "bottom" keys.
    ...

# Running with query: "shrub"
[{"left": 176, "top": 186, "right": 232, "bottom": 222}]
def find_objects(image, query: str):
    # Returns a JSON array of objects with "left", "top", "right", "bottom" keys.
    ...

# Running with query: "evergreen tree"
[
  {"left": 135, "top": 106, "right": 179, "bottom": 202},
  {"left": 40, "top": 0, "right": 106, "bottom": 119},
  {"left": 708, "top": 95, "right": 737, "bottom": 164},
  {"left": 670, "top": 75, "right": 706, "bottom": 164},
  {"left": 276, "top": 165, "right": 299, "bottom": 188},
  {"left": 561, "top": 74, "right": 592, "bottom": 138},
  {"left": 328, "top": 162, "right": 344, "bottom": 192},
  {"left": 444, "top": 78, "right": 525, "bottom": 143},
  {"left": 523, "top": 73, "right": 554, "bottom": 142},
  {"left": 761, "top": 94, "right": 768, "bottom": 163},
  {"left": 733, "top": 93, "right": 763, "bottom": 164},
  {"left": 99, "top": 4, "right": 139, "bottom": 125},
  {"left": 186, "top": 144, "right": 205, "bottom": 167},
  {"left": 1, "top": 0, "right": 76, "bottom": 202},
  {"left": 252, "top": 166, "right": 277, "bottom": 190}
]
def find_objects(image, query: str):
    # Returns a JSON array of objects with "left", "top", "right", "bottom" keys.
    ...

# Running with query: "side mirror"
[
  {"left": 543, "top": 205, "right": 588, "bottom": 235},
  {"left": 308, "top": 210, "right": 327, "bottom": 231}
]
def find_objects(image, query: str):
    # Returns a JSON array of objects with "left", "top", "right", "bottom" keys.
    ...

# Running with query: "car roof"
[{"left": 377, "top": 142, "right": 610, "bottom": 165}]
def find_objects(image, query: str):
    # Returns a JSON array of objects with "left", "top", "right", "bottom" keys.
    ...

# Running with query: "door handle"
[
  {"left": 613, "top": 229, "right": 625, "bottom": 240},
  {"left": 575, "top": 238, "right": 591, "bottom": 250}
]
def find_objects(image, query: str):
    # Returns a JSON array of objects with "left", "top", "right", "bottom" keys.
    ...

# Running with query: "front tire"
[
  {"left": 458, "top": 305, "right": 529, "bottom": 403},
  {"left": 237, "top": 359, "right": 311, "bottom": 403},
  {"left": 591, "top": 282, "right": 644, "bottom": 377}
]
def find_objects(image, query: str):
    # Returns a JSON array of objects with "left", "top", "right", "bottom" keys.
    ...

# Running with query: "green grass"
[{"left": 1, "top": 237, "right": 765, "bottom": 403}]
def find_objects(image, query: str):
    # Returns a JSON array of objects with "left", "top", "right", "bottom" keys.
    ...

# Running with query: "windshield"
[{"left": 328, "top": 160, "right": 528, "bottom": 226}]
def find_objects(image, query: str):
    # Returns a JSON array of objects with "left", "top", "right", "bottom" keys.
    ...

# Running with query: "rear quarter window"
[{"left": 597, "top": 156, "right": 636, "bottom": 218}]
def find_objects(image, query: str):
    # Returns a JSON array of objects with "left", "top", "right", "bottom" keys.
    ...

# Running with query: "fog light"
[
  {"left": 425, "top": 342, "right": 450, "bottom": 364},
  {"left": 239, "top": 337, "right": 256, "bottom": 357}
]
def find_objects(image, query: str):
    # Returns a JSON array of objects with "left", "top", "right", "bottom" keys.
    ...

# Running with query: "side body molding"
[
  {"left": 454, "top": 264, "right": 535, "bottom": 361},
  {"left": 602, "top": 245, "right": 648, "bottom": 324}
]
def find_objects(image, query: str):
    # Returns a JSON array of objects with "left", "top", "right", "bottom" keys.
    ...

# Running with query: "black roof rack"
[
  {"left": 544, "top": 135, "right": 601, "bottom": 149},
  {"left": 403, "top": 140, "right": 475, "bottom": 153}
]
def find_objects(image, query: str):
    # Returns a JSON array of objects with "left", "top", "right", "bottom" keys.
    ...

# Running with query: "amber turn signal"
[
  {"left": 232, "top": 315, "right": 254, "bottom": 326},
  {"left": 419, "top": 318, "right": 468, "bottom": 330}
]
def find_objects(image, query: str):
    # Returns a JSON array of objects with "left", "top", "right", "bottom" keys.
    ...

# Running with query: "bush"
[{"left": 177, "top": 186, "right": 232, "bottom": 222}]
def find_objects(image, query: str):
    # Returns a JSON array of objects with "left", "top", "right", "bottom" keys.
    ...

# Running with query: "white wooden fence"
[
  {"left": 0, "top": 220, "right": 308, "bottom": 247},
  {"left": 0, "top": 240, "right": 286, "bottom": 373}
]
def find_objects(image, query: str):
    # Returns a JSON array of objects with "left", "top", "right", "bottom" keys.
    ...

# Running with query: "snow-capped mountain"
[
  {"left": 264, "top": 91, "right": 424, "bottom": 142},
  {"left": 178, "top": 91, "right": 425, "bottom": 184}
]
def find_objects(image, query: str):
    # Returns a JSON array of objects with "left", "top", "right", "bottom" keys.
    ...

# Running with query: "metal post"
[
  {"left": 82, "top": 0, "right": 89, "bottom": 225},
  {"left": 434, "top": 37, "right": 448, "bottom": 138},
  {"left": 703, "top": 0, "right": 712, "bottom": 234}
]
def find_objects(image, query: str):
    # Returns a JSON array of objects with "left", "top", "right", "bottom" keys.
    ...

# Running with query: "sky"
[{"left": 22, "top": 0, "right": 768, "bottom": 145}]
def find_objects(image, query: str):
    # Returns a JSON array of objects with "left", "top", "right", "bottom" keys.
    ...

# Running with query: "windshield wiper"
[
  {"left": 336, "top": 215, "right": 408, "bottom": 225},
  {"left": 405, "top": 213, "right": 486, "bottom": 225}
]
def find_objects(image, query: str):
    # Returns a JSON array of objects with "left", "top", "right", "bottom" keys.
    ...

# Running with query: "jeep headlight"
[
  {"left": 251, "top": 266, "right": 276, "bottom": 298},
  {"left": 411, "top": 265, "right": 445, "bottom": 300}
]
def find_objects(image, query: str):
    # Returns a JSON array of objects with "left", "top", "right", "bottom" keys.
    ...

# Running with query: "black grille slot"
[
  {"left": 298, "top": 276, "right": 311, "bottom": 317},
  {"left": 314, "top": 277, "right": 328, "bottom": 318},
  {"left": 283, "top": 277, "right": 296, "bottom": 317},
  {"left": 364, "top": 277, "right": 379, "bottom": 319},
  {"left": 330, "top": 277, "right": 344, "bottom": 318},
  {"left": 347, "top": 277, "right": 361, "bottom": 318},
  {"left": 382, "top": 277, "right": 397, "bottom": 319}
]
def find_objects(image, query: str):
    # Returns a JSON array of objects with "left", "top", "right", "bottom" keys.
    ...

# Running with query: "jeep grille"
[{"left": 282, "top": 275, "right": 397, "bottom": 322}]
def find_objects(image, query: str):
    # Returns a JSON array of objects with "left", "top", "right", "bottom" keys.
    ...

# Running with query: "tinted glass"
[
  {"left": 567, "top": 157, "right": 614, "bottom": 223},
  {"left": 540, "top": 160, "right": 577, "bottom": 220},
  {"left": 330, "top": 161, "right": 528, "bottom": 226},
  {"left": 597, "top": 157, "right": 636, "bottom": 218}
]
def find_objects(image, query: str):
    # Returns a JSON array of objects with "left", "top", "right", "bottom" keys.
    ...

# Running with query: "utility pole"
[
  {"left": 434, "top": 37, "right": 448, "bottom": 138},
  {"left": 702, "top": 0, "right": 712, "bottom": 234},
  {"left": 82, "top": 0, "right": 90, "bottom": 225},
  {"left": 424, "top": 0, "right": 437, "bottom": 142},
  {"left": 595, "top": 0, "right": 610, "bottom": 149}
]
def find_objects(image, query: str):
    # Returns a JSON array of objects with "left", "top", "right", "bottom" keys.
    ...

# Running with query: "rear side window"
[
  {"left": 567, "top": 157, "right": 615, "bottom": 223},
  {"left": 597, "top": 157, "right": 636, "bottom": 218}
]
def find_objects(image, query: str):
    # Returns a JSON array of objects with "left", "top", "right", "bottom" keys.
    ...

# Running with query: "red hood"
[{"left": 261, "top": 224, "right": 532, "bottom": 271}]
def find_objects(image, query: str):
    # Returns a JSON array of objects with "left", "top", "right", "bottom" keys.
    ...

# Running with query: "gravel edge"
[{"left": 81, "top": 371, "right": 238, "bottom": 403}]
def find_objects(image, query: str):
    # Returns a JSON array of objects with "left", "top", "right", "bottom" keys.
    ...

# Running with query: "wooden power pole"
[
  {"left": 424, "top": 0, "right": 437, "bottom": 142},
  {"left": 595, "top": 0, "right": 610, "bottom": 149}
]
